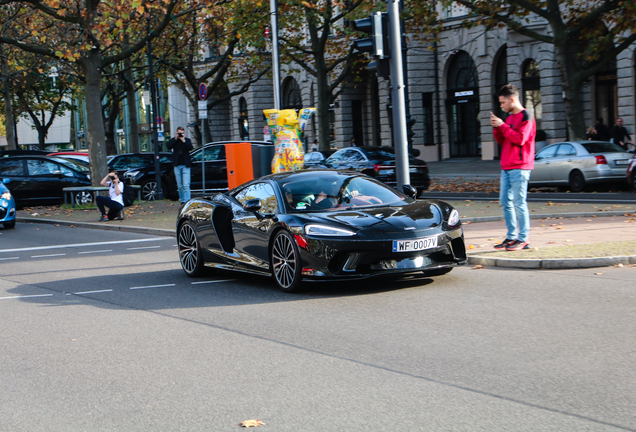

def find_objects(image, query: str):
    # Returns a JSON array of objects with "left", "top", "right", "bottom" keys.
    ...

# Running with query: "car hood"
[{"left": 309, "top": 200, "right": 442, "bottom": 232}]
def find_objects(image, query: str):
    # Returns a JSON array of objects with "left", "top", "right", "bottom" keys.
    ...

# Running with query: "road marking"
[
  {"left": 130, "top": 283, "right": 176, "bottom": 290},
  {"left": 32, "top": 253, "right": 66, "bottom": 258},
  {"left": 127, "top": 246, "right": 161, "bottom": 251},
  {"left": 191, "top": 279, "right": 236, "bottom": 285},
  {"left": 0, "top": 294, "right": 54, "bottom": 300},
  {"left": 0, "top": 237, "right": 171, "bottom": 253},
  {"left": 67, "top": 289, "right": 113, "bottom": 295},
  {"left": 0, "top": 256, "right": 19, "bottom": 261},
  {"left": 78, "top": 250, "right": 113, "bottom": 254}
]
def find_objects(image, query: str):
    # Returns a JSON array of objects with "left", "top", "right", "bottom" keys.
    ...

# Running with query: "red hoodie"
[{"left": 493, "top": 110, "right": 536, "bottom": 170}]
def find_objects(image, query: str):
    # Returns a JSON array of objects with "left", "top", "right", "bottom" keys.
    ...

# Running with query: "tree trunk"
[
  {"left": 37, "top": 124, "right": 46, "bottom": 150},
  {"left": 81, "top": 51, "right": 108, "bottom": 186},
  {"left": 315, "top": 65, "right": 332, "bottom": 151},
  {"left": 554, "top": 44, "right": 587, "bottom": 140},
  {"left": 124, "top": 36, "right": 140, "bottom": 153},
  {"left": 104, "top": 100, "right": 119, "bottom": 155},
  {"left": 1, "top": 44, "right": 17, "bottom": 150}
]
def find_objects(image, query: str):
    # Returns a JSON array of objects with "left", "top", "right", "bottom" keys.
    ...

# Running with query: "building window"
[
  {"left": 238, "top": 97, "right": 249, "bottom": 140},
  {"left": 282, "top": 77, "right": 302, "bottom": 110},
  {"left": 422, "top": 92, "right": 434, "bottom": 146},
  {"left": 522, "top": 59, "right": 542, "bottom": 129},
  {"left": 493, "top": 46, "right": 508, "bottom": 120},
  {"left": 446, "top": 51, "right": 481, "bottom": 157}
]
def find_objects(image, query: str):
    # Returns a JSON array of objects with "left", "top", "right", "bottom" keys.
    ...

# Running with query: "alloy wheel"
[
  {"left": 271, "top": 231, "right": 300, "bottom": 291},
  {"left": 178, "top": 222, "right": 202, "bottom": 276},
  {"left": 142, "top": 181, "right": 158, "bottom": 200},
  {"left": 75, "top": 191, "right": 94, "bottom": 205}
]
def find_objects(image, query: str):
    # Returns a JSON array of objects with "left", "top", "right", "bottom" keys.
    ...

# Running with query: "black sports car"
[{"left": 176, "top": 170, "right": 467, "bottom": 292}]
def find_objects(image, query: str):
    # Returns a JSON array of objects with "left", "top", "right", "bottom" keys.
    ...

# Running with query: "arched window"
[
  {"left": 238, "top": 97, "right": 249, "bottom": 140},
  {"left": 522, "top": 59, "right": 542, "bottom": 129},
  {"left": 493, "top": 46, "right": 508, "bottom": 119},
  {"left": 446, "top": 51, "right": 480, "bottom": 157},
  {"left": 282, "top": 77, "right": 302, "bottom": 110}
]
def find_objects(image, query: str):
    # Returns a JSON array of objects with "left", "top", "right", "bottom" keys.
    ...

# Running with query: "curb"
[
  {"left": 468, "top": 254, "right": 636, "bottom": 269},
  {"left": 462, "top": 210, "right": 632, "bottom": 223},
  {"left": 16, "top": 217, "right": 175, "bottom": 237}
]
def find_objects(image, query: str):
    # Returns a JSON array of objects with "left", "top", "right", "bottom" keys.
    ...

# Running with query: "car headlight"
[
  {"left": 304, "top": 224, "right": 356, "bottom": 236},
  {"left": 448, "top": 209, "right": 460, "bottom": 228},
  {"left": 1, "top": 191, "right": 10, "bottom": 201},
  {"left": 126, "top": 170, "right": 140, "bottom": 179}
]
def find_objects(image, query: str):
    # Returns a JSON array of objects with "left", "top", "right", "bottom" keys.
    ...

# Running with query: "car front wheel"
[
  {"left": 74, "top": 191, "right": 94, "bottom": 205},
  {"left": 178, "top": 221, "right": 205, "bottom": 277},
  {"left": 569, "top": 170, "right": 586, "bottom": 192},
  {"left": 271, "top": 230, "right": 302, "bottom": 292}
]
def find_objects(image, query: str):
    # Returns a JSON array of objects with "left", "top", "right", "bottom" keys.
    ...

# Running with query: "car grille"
[{"left": 0, "top": 207, "right": 7, "bottom": 219}]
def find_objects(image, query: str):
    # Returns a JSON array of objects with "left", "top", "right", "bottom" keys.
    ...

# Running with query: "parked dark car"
[
  {"left": 0, "top": 155, "right": 91, "bottom": 207},
  {"left": 303, "top": 150, "right": 337, "bottom": 167},
  {"left": 1, "top": 178, "right": 17, "bottom": 228},
  {"left": 321, "top": 147, "right": 430, "bottom": 196},
  {"left": 627, "top": 152, "right": 636, "bottom": 190},
  {"left": 108, "top": 152, "right": 177, "bottom": 201},
  {"left": 176, "top": 169, "right": 466, "bottom": 292}
]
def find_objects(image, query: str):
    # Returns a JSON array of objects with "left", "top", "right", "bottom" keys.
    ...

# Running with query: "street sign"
[
  {"left": 199, "top": 110, "right": 208, "bottom": 119},
  {"left": 156, "top": 116, "right": 163, "bottom": 124},
  {"left": 143, "top": 91, "right": 150, "bottom": 106},
  {"left": 199, "top": 83, "right": 207, "bottom": 100}
]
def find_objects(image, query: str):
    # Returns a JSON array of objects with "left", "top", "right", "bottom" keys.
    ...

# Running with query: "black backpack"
[{"left": 122, "top": 178, "right": 135, "bottom": 207}]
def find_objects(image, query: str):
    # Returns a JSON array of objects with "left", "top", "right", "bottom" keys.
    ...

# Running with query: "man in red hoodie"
[{"left": 490, "top": 84, "right": 536, "bottom": 251}]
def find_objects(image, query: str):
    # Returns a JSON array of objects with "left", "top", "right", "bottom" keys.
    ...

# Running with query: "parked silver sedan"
[{"left": 529, "top": 141, "right": 633, "bottom": 191}]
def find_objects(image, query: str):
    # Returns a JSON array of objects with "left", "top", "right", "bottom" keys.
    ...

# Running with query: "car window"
[
  {"left": 27, "top": 159, "right": 59, "bottom": 176},
  {"left": 159, "top": 155, "right": 172, "bottom": 163},
  {"left": 347, "top": 150, "right": 365, "bottom": 162},
  {"left": 52, "top": 157, "right": 89, "bottom": 173},
  {"left": 58, "top": 164, "right": 75, "bottom": 177},
  {"left": 0, "top": 159, "right": 25, "bottom": 176},
  {"left": 535, "top": 145, "right": 557, "bottom": 160},
  {"left": 110, "top": 156, "right": 130, "bottom": 169},
  {"left": 582, "top": 142, "right": 626, "bottom": 153},
  {"left": 555, "top": 144, "right": 576, "bottom": 157},
  {"left": 192, "top": 146, "right": 225, "bottom": 162},
  {"left": 233, "top": 182, "right": 278, "bottom": 214},
  {"left": 326, "top": 150, "right": 346, "bottom": 163}
]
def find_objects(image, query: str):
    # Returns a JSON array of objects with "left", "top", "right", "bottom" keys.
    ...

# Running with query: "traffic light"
[{"left": 353, "top": 12, "right": 390, "bottom": 78}]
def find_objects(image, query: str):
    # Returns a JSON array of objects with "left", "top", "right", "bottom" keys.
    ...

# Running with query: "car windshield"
[
  {"left": 582, "top": 142, "right": 626, "bottom": 153},
  {"left": 278, "top": 173, "right": 411, "bottom": 213},
  {"left": 51, "top": 157, "right": 89, "bottom": 172}
]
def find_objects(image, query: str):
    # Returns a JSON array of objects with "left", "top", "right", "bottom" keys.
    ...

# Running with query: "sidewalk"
[{"left": 13, "top": 197, "right": 636, "bottom": 270}]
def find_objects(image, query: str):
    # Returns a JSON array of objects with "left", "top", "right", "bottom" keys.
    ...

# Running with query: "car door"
[
  {"left": 549, "top": 144, "right": 578, "bottom": 184},
  {"left": 25, "top": 158, "right": 66, "bottom": 203},
  {"left": 530, "top": 145, "right": 557, "bottom": 183},
  {"left": 190, "top": 145, "right": 227, "bottom": 193},
  {"left": 230, "top": 182, "right": 280, "bottom": 268},
  {"left": 0, "top": 159, "right": 27, "bottom": 204}
]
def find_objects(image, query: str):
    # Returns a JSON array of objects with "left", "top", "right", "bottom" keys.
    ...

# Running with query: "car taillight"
[
  {"left": 374, "top": 164, "right": 392, "bottom": 173},
  {"left": 595, "top": 155, "right": 607, "bottom": 165}
]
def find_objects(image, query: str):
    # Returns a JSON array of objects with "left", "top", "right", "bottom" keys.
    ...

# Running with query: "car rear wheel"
[
  {"left": 271, "top": 230, "right": 302, "bottom": 292},
  {"left": 569, "top": 170, "right": 586, "bottom": 192},
  {"left": 178, "top": 221, "right": 205, "bottom": 277},
  {"left": 141, "top": 180, "right": 168, "bottom": 201},
  {"left": 3, "top": 221, "right": 15, "bottom": 229},
  {"left": 74, "top": 191, "right": 94, "bottom": 205},
  {"left": 422, "top": 267, "right": 453, "bottom": 277}
]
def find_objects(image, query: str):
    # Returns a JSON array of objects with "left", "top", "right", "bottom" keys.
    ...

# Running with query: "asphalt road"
[{"left": 1, "top": 224, "right": 636, "bottom": 431}]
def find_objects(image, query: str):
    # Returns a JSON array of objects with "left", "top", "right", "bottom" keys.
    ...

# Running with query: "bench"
[{"left": 63, "top": 185, "right": 141, "bottom": 208}]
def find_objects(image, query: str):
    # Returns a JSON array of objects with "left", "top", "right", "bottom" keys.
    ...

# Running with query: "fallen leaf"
[
  {"left": 594, "top": 272, "right": 603, "bottom": 275},
  {"left": 487, "top": 238, "right": 496, "bottom": 241},
  {"left": 617, "top": 263, "right": 624, "bottom": 268},
  {"left": 472, "top": 265, "right": 484, "bottom": 269},
  {"left": 55, "top": 224, "right": 60, "bottom": 227},
  {"left": 240, "top": 419, "right": 265, "bottom": 428},
  {"left": 69, "top": 225, "right": 75, "bottom": 228},
  {"left": 468, "top": 245, "right": 475, "bottom": 249}
]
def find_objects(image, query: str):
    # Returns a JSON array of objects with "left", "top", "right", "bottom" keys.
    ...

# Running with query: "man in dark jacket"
[
  {"left": 166, "top": 126, "right": 193, "bottom": 203},
  {"left": 594, "top": 117, "right": 611, "bottom": 141},
  {"left": 612, "top": 118, "right": 632, "bottom": 151}
]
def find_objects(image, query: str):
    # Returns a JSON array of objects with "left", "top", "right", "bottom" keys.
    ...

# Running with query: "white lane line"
[
  {"left": 0, "top": 294, "right": 54, "bottom": 300},
  {"left": 78, "top": 250, "right": 114, "bottom": 254},
  {"left": 191, "top": 279, "right": 236, "bottom": 285},
  {"left": 0, "top": 256, "right": 19, "bottom": 261},
  {"left": 32, "top": 253, "right": 66, "bottom": 258},
  {"left": 130, "top": 283, "right": 176, "bottom": 290},
  {"left": 67, "top": 289, "right": 113, "bottom": 295},
  {"left": 127, "top": 246, "right": 161, "bottom": 251},
  {"left": 0, "top": 237, "right": 171, "bottom": 254}
]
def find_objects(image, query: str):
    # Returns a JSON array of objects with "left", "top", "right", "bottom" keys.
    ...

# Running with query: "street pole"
[
  {"left": 147, "top": 21, "right": 163, "bottom": 200},
  {"left": 387, "top": 0, "right": 410, "bottom": 191},
  {"left": 270, "top": 0, "right": 281, "bottom": 109}
]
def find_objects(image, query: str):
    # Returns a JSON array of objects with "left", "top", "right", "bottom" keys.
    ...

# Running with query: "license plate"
[
  {"left": 615, "top": 159, "right": 628, "bottom": 165},
  {"left": 392, "top": 236, "right": 438, "bottom": 252}
]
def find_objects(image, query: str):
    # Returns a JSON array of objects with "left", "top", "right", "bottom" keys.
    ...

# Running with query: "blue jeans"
[
  {"left": 174, "top": 165, "right": 191, "bottom": 203},
  {"left": 500, "top": 169, "right": 531, "bottom": 242}
]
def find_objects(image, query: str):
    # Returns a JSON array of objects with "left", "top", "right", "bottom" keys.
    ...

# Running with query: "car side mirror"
[
  {"left": 243, "top": 198, "right": 262, "bottom": 212},
  {"left": 1, "top": 178, "right": 10, "bottom": 184},
  {"left": 52, "top": 170, "right": 63, "bottom": 177},
  {"left": 402, "top": 184, "right": 417, "bottom": 199}
]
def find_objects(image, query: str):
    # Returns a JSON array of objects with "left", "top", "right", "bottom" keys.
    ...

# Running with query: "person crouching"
[{"left": 97, "top": 170, "right": 124, "bottom": 221}]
